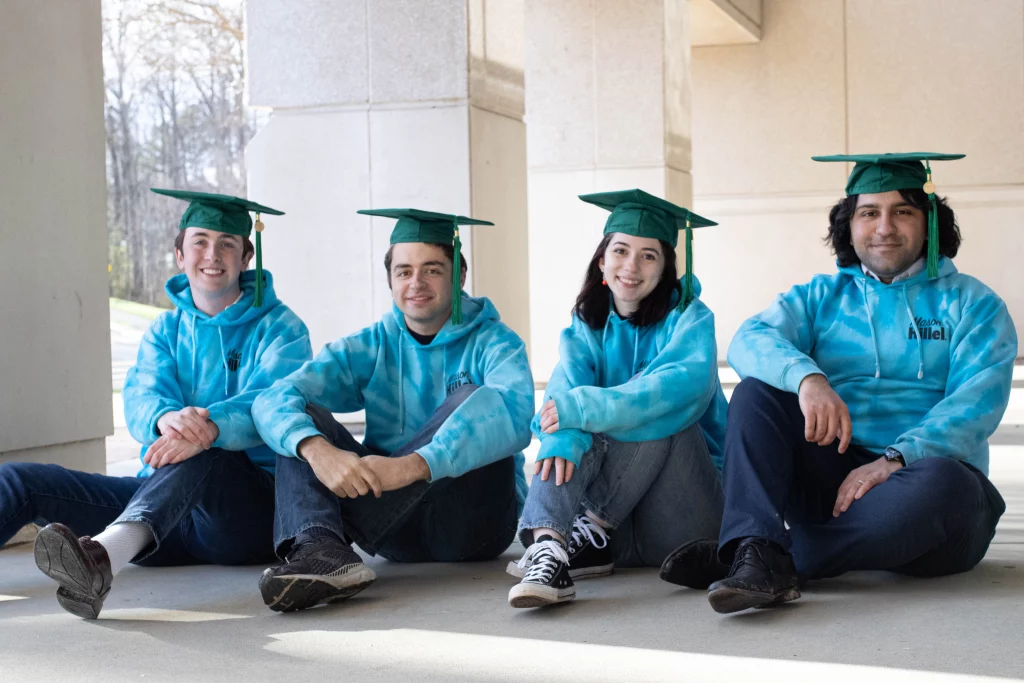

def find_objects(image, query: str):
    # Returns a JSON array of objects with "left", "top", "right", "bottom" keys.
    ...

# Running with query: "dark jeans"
[
  {"left": 274, "top": 384, "right": 519, "bottom": 563},
  {"left": 519, "top": 424, "right": 724, "bottom": 567},
  {"left": 719, "top": 378, "right": 1006, "bottom": 580},
  {"left": 0, "top": 449, "right": 276, "bottom": 566}
]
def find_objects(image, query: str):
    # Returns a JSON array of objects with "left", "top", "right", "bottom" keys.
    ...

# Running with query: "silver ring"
[{"left": 856, "top": 479, "right": 865, "bottom": 485}]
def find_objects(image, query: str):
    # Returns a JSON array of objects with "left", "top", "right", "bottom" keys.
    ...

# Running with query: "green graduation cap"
[
  {"left": 811, "top": 152, "right": 965, "bottom": 278},
  {"left": 579, "top": 188, "right": 717, "bottom": 311},
  {"left": 356, "top": 208, "right": 494, "bottom": 325},
  {"left": 151, "top": 188, "right": 284, "bottom": 307}
]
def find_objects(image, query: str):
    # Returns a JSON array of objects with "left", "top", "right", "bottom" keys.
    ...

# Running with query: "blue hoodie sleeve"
[
  {"left": 551, "top": 300, "right": 720, "bottom": 440},
  {"left": 532, "top": 316, "right": 598, "bottom": 466},
  {"left": 252, "top": 325, "right": 381, "bottom": 457},
  {"left": 728, "top": 281, "right": 826, "bottom": 393},
  {"left": 415, "top": 325, "right": 535, "bottom": 480},
  {"left": 205, "top": 307, "right": 312, "bottom": 452},
  {"left": 893, "top": 286, "right": 1017, "bottom": 466},
  {"left": 123, "top": 313, "right": 186, "bottom": 445}
]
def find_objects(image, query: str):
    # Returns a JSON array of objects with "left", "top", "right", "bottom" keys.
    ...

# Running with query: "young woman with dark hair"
[{"left": 507, "top": 189, "right": 729, "bottom": 608}]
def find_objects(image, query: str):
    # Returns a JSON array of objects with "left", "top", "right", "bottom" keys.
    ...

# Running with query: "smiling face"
[
  {"left": 598, "top": 232, "right": 667, "bottom": 316},
  {"left": 389, "top": 242, "right": 466, "bottom": 334},
  {"left": 174, "top": 227, "right": 251, "bottom": 302},
  {"left": 849, "top": 191, "right": 927, "bottom": 281}
]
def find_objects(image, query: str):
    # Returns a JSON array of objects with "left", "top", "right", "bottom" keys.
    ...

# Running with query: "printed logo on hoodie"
[
  {"left": 225, "top": 349, "right": 242, "bottom": 372},
  {"left": 908, "top": 316, "right": 948, "bottom": 342},
  {"left": 445, "top": 370, "right": 472, "bottom": 395}
]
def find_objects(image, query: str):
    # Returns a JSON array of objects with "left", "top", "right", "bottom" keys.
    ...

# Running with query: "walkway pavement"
[{"left": 2, "top": 448, "right": 1022, "bottom": 682}]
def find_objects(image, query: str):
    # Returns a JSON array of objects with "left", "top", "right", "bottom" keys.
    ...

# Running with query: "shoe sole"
[
  {"left": 508, "top": 583, "right": 575, "bottom": 608},
  {"left": 34, "top": 526, "right": 106, "bottom": 620},
  {"left": 707, "top": 585, "right": 801, "bottom": 614},
  {"left": 259, "top": 566, "right": 377, "bottom": 613},
  {"left": 506, "top": 560, "right": 613, "bottom": 581}
]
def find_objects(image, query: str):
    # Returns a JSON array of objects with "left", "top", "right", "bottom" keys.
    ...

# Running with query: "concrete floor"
[{"left": 2, "top": 449, "right": 1023, "bottom": 682}]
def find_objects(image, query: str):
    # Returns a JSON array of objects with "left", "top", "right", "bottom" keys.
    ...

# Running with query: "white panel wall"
[
  {"left": 692, "top": 0, "right": 1024, "bottom": 358},
  {"left": 0, "top": 1, "right": 110, "bottom": 470}
]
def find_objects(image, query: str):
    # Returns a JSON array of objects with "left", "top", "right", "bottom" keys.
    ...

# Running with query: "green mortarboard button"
[
  {"left": 357, "top": 207, "right": 494, "bottom": 325},
  {"left": 578, "top": 188, "right": 718, "bottom": 312},
  {"left": 811, "top": 152, "right": 965, "bottom": 279},
  {"left": 151, "top": 188, "right": 284, "bottom": 307}
]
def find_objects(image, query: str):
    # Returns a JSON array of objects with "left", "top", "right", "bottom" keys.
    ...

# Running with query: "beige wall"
[
  {"left": 692, "top": 0, "right": 1024, "bottom": 358},
  {"left": 525, "top": 0, "right": 694, "bottom": 381},
  {"left": 247, "top": 0, "right": 530, "bottom": 356},
  {"left": 0, "top": 1, "right": 111, "bottom": 471}
]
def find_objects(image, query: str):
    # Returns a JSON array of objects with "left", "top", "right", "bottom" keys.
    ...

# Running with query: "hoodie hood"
[
  {"left": 384, "top": 290, "right": 500, "bottom": 345},
  {"left": 165, "top": 270, "right": 281, "bottom": 327}
]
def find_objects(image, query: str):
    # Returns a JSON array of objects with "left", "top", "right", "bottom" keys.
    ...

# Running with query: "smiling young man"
[
  {"left": 252, "top": 208, "right": 534, "bottom": 612},
  {"left": 0, "top": 190, "right": 311, "bottom": 619},
  {"left": 661, "top": 153, "right": 1017, "bottom": 613}
]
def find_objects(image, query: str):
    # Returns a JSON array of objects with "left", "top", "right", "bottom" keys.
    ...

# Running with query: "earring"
[{"left": 601, "top": 278, "right": 607, "bottom": 286}]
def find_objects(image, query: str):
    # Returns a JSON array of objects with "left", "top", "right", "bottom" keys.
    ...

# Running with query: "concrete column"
[
  {"left": 0, "top": 1, "right": 110, "bottom": 473},
  {"left": 525, "top": 0, "right": 693, "bottom": 379},
  {"left": 245, "top": 0, "right": 530, "bottom": 355}
]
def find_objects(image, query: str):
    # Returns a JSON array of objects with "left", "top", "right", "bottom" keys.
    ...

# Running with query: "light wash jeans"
[{"left": 518, "top": 423, "right": 724, "bottom": 567}]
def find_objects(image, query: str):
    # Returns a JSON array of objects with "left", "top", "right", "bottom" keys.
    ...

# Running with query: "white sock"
[{"left": 93, "top": 522, "right": 154, "bottom": 576}]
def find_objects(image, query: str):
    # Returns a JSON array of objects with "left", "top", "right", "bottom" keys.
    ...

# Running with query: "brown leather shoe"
[{"left": 34, "top": 523, "right": 113, "bottom": 619}]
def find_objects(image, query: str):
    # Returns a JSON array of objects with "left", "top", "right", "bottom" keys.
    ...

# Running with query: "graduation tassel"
[
  {"left": 451, "top": 220, "right": 463, "bottom": 325},
  {"left": 254, "top": 212, "right": 265, "bottom": 307},
  {"left": 678, "top": 216, "right": 694, "bottom": 312},
  {"left": 924, "top": 162, "right": 939, "bottom": 278}
]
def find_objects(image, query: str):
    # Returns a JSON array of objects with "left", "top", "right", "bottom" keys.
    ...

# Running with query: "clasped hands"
[
  {"left": 299, "top": 436, "right": 431, "bottom": 499},
  {"left": 798, "top": 374, "right": 902, "bottom": 517},
  {"left": 145, "top": 407, "right": 220, "bottom": 469}
]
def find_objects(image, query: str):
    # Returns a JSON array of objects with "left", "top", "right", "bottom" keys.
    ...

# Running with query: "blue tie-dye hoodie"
[
  {"left": 536, "top": 278, "right": 729, "bottom": 470},
  {"left": 728, "top": 257, "right": 1016, "bottom": 475},
  {"left": 123, "top": 270, "right": 312, "bottom": 477},
  {"left": 252, "top": 293, "right": 535, "bottom": 508}
]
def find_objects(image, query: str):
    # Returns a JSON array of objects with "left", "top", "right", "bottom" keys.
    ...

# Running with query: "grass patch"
[{"left": 110, "top": 298, "right": 167, "bottom": 321}]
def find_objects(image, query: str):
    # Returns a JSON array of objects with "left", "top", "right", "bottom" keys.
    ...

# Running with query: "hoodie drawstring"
[
  {"left": 190, "top": 319, "right": 199, "bottom": 402},
  {"left": 398, "top": 336, "right": 405, "bottom": 435},
  {"left": 859, "top": 281, "right": 882, "bottom": 379},
  {"left": 632, "top": 326, "right": 639, "bottom": 375},
  {"left": 903, "top": 284, "right": 925, "bottom": 380},
  {"left": 218, "top": 326, "right": 230, "bottom": 394}
]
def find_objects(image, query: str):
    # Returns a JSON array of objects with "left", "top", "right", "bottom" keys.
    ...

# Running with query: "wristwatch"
[{"left": 884, "top": 447, "right": 906, "bottom": 466}]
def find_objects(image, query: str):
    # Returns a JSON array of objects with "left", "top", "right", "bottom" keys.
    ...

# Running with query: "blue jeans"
[
  {"left": 0, "top": 449, "right": 276, "bottom": 566},
  {"left": 719, "top": 378, "right": 1007, "bottom": 579},
  {"left": 274, "top": 385, "right": 519, "bottom": 562},
  {"left": 518, "top": 423, "right": 724, "bottom": 567}
]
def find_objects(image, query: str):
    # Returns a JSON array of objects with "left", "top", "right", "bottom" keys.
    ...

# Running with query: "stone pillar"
[
  {"left": 525, "top": 0, "right": 693, "bottom": 379},
  {"left": 245, "top": 0, "right": 530, "bottom": 355},
  {"left": 0, "top": 1, "right": 110, "bottom": 473}
]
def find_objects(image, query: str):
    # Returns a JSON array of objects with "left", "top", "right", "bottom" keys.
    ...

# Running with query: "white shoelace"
[
  {"left": 569, "top": 515, "right": 609, "bottom": 553},
  {"left": 518, "top": 540, "right": 569, "bottom": 583}
]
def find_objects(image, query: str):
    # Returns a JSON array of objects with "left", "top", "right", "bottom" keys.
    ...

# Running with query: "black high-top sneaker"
[
  {"left": 508, "top": 535, "right": 575, "bottom": 608},
  {"left": 259, "top": 536, "right": 376, "bottom": 612},
  {"left": 707, "top": 537, "right": 800, "bottom": 614},
  {"left": 507, "top": 515, "right": 613, "bottom": 580}
]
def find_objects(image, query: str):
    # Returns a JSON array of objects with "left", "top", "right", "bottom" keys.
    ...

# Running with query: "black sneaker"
[
  {"left": 507, "top": 515, "right": 613, "bottom": 580},
  {"left": 659, "top": 538, "right": 728, "bottom": 589},
  {"left": 259, "top": 538, "right": 376, "bottom": 612},
  {"left": 508, "top": 536, "right": 575, "bottom": 608},
  {"left": 707, "top": 537, "right": 801, "bottom": 614}
]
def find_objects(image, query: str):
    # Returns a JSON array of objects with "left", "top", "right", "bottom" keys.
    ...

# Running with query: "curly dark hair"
[
  {"left": 573, "top": 233, "right": 681, "bottom": 329},
  {"left": 824, "top": 188, "right": 961, "bottom": 267}
]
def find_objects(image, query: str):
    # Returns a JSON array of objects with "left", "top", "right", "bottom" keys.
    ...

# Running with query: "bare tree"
[{"left": 103, "top": 0, "right": 253, "bottom": 306}]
